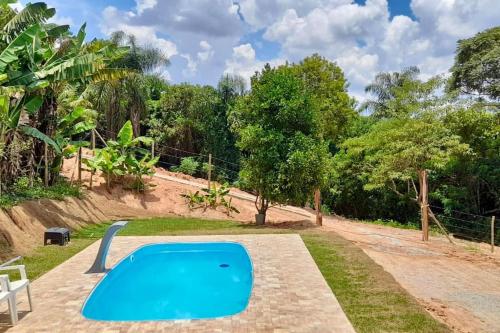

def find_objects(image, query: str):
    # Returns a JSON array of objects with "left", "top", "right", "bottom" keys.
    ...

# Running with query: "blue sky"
[{"left": 16, "top": 0, "right": 499, "bottom": 100}]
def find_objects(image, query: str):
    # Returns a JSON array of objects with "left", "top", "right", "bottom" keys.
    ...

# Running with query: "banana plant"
[
  {"left": 0, "top": 2, "right": 130, "bottom": 185},
  {"left": 84, "top": 147, "right": 125, "bottom": 191},
  {"left": 125, "top": 153, "right": 159, "bottom": 191},
  {"left": 51, "top": 106, "right": 97, "bottom": 173},
  {"left": 83, "top": 121, "right": 158, "bottom": 191},
  {"left": 108, "top": 120, "right": 153, "bottom": 156}
]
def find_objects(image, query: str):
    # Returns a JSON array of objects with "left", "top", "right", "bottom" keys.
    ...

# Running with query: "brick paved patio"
[{"left": 1, "top": 234, "right": 354, "bottom": 332}]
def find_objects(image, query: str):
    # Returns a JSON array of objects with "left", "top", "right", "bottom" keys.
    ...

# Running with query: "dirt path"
[{"left": 322, "top": 216, "right": 500, "bottom": 333}]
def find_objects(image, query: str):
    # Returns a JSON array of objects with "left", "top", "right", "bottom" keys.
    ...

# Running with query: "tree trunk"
[
  {"left": 255, "top": 194, "right": 269, "bottom": 225},
  {"left": 418, "top": 169, "right": 429, "bottom": 241}
]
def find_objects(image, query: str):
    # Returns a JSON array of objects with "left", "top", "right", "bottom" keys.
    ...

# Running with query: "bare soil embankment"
[{"left": 0, "top": 159, "right": 308, "bottom": 258}]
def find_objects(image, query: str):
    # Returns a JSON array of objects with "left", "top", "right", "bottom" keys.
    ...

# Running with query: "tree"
[
  {"left": 85, "top": 31, "right": 169, "bottom": 137},
  {"left": 291, "top": 54, "right": 355, "bottom": 143},
  {"left": 339, "top": 118, "right": 469, "bottom": 239},
  {"left": 449, "top": 26, "right": 500, "bottom": 101},
  {"left": 147, "top": 84, "right": 219, "bottom": 153},
  {"left": 362, "top": 66, "right": 421, "bottom": 118},
  {"left": 230, "top": 64, "right": 331, "bottom": 224},
  {"left": 435, "top": 105, "right": 500, "bottom": 216},
  {"left": 0, "top": 2, "right": 127, "bottom": 187},
  {"left": 217, "top": 73, "right": 246, "bottom": 104}
]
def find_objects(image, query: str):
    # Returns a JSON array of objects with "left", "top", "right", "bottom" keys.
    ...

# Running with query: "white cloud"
[
  {"left": 259, "top": 0, "right": 500, "bottom": 101},
  {"left": 197, "top": 40, "right": 214, "bottom": 62},
  {"left": 238, "top": 0, "right": 350, "bottom": 30},
  {"left": 48, "top": 14, "right": 74, "bottom": 26},
  {"left": 8, "top": 1, "right": 23, "bottom": 11},
  {"left": 224, "top": 43, "right": 285, "bottom": 86},
  {"left": 181, "top": 54, "right": 198, "bottom": 76},
  {"left": 100, "top": 6, "right": 178, "bottom": 59},
  {"left": 135, "top": 0, "right": 157, "bottom": 14},
  {"left": 87, "top": 0, "right": 500, "bottom": 99}
]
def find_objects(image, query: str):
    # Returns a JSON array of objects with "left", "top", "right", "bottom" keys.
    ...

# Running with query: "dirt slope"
[{"left": 0, "top": 160, "right": 308, "bottom": 257}]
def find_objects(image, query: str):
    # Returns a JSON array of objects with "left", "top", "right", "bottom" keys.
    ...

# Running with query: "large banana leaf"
[
  {"left": 89, "top": 68, "right": 133, "bottom": 83},
  {"left": 23, "top": 95, "right": 43, "bottom": 115},
  {"left": 0, "top": 94, "right": 8, "bottom": 120},
  {"left": 19, "top": 125, "right": 61, "bottom": 154},
  {"left": 0, "top": 0, "right": 16, "bottom": 6},
  {"left": 0, "top": 24, "right": 42, "bottom": 73},
  {"left": 36, "top": 53, "right": 107, "bottom": 81},
  {"left": 117, "top": 120, "right": 133, "bottom": 146},
  {"left": 74, "top": 23, "right": 86, "bottom": 49},
  {"left": 2, "top": 3, "right": 55, "bottom": 42},
  {"left": 46, "top": 24, "right": 70, "bottom": 39}
]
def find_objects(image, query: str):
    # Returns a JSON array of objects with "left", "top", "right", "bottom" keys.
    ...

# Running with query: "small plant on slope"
[{"left": 181, "top": 184, "right": 239, "bottom": 216}]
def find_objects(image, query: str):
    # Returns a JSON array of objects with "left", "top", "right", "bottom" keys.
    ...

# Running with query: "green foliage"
[
  {"left": 449, "top": 26, "right": 500, "bottom": 100},
  {"left": 341, "top": 118, "right": 469, "bottom": 191},
  {"left": 181, "top": 184, "right": 240, "bottom": 216},
  {"left": 230, "top": 63, "right": 332, "bottom": 220},
  {"left": 172, "top": 156, "right": 199, "bottom": 175},
  {"left": 147, "top": 82, "right": 240, "bottom": 171},
  {"left": 0, "top": 2, "right": 128, "bottom": 188},
  {"left": 291, "top": 54, "right": 356, "bottom": 142},
  {"left": 0, "top": 177, "right": 81, "bottom": 208},
  {"left": 84, "top": 120, "right": 157, "bottom": 190}
]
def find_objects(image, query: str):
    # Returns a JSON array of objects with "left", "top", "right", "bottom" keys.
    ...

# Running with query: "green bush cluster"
[
  {"left": 0, "top": 177, "right": 81, "bottom": 208},
  {"left": 172, "top": 157, "right": 199, "bottom": 176},
  {"left": 181, "top": 184, "right": 239, "bottom": 216},
  {"left": 84, "top": 121, "right": 158, "bottom": 191}
]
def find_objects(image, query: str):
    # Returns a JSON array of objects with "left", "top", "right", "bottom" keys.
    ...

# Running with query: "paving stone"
[{"left": 1, "top": 234, "right": 355, "bottom": 332}]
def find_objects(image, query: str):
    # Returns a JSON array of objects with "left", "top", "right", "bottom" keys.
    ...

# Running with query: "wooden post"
[
  {"left": 429, "top": 209, "right": 454, "bottom": 244},
  {"left": 314, "top": 188, "right": 323, "bottom": 226},
  {"left": 420, "top": 170, "right": 429, "bottom": 241},
  {"left": 151, "top": 141, "right": 155, "bottom": 158},
  {"left": 492, "top": 216, "right": 496, "bottom": 253},
  {"left": 0, "top": 159, "right": 3, "bottom": 197},
  {"left": 89, "top": 130, "right": 96, "bottom": 189},
  {"left": 207, "top": 153, "right": 212, "bottom": 189},
  {"left": 44, "top": 142, "right": 49, "bottom": 186},
  {"left": 94, "top": 129, "right": 108, "bottom": 147},
  {"left": 77, "top": 147, "right": 82, "bottom": 182}
]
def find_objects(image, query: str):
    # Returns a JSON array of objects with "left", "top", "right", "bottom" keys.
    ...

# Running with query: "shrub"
[
  {"left": 181, "top": 184, "right": 239, "bottom": 216},
  {"left": 173, "top": 157, "right": 199, "bottom": 176},
  {"left": 0, "top": 177, "right": 81, "bottom": 208}
]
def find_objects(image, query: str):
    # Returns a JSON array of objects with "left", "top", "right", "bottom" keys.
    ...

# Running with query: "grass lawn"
[{"left": 9, "top": 217, "right": 449, "bottom": 333}]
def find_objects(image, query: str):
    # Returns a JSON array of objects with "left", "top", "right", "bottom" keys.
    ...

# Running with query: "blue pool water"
[{"left": 82, "top": 242, "right": 253, "bottom": 321}]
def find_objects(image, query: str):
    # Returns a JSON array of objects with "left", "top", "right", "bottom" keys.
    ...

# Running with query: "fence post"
[
  {"left": 89, "top": 130, "right": 96, "bottom": 189},
  {"left": 151, "top": 141, "right": 155, "bottom": 158},
  {"left": 492, "top": 216, "right": 496, "bottom": 253},
  {"left": 77, "top": 147, "right": 82, "bottom": 182},
  {"left": 314, "top": 188, "right": 322, "bottom": 226},
  {"left": 207, "top": 153, "right": 212, "bottom": 189},
  {"left": 44, "top": 142, "right": 49, "bottom": 186}
]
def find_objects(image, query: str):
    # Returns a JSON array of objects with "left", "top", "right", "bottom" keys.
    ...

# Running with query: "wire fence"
[
  {"left": 428, "top": 204, "right": 498, "bottom": 246},
  {"left": 90, "top": 127, "right": 499, "bottom": 248},
  {"left": 94, "top": 128, "right": 241, "bottom": 183}
]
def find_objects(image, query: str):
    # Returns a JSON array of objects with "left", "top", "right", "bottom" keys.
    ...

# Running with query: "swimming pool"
[{"left": 82, "top": 242, "right": 253, "bottom": 321}]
